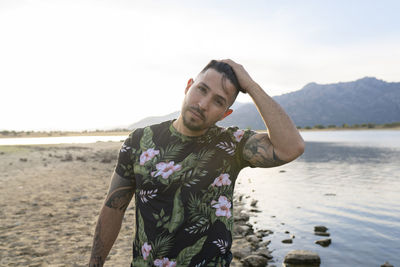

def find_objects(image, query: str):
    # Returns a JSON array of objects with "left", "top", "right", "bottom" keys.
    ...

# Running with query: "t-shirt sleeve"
[
  {"left": 114, "top": 133, "right": 136, "bottom": 181},
  {"left": 233, "top": 128, "right": 257, "bottom": 169}
]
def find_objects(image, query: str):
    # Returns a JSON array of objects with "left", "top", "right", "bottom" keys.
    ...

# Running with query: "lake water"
[
  {"left": 0, "top": 135, "right": 127, "bottom": 146},
  {"left": 236, "top": 130, "right": 400, "bottom": 266},
  {"left": 1, "top": 130, "right": 399, "bottom": 266}
]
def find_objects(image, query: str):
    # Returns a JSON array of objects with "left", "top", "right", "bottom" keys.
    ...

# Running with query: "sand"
[{"left": 0, "top": 141, "right": 135, "bottom": 266}]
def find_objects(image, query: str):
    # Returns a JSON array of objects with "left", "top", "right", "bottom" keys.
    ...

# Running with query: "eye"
[
  {"left": 214, "top": 99, "right": 224, "bottom": 107},
  {"left": 198, "top": 86, "right": 207, "bottom": 93}
]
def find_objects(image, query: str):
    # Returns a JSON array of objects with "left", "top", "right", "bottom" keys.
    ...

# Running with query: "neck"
[{"left": 173, "top": 116, "right": 208, "bottom": 137}]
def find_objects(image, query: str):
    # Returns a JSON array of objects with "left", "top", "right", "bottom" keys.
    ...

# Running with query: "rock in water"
[
  {"left": 282, "top": 238, "right": 293, "bottom": 244},
  {"left": 231, "top": 238, "right": 252, "bottom": 260},
  {"left": 314, "top": 225, "right": 328, "bottom": 232},
  {"left": 380, "top": 262, "right": 394, "bottom": 267},
  {"left": 315, "top": 238, "right": 331, "bottom": 247},
  {"left": 314, "top": 231, "right": 330, "bottom": 236},
  {"left": 241, "top": 255, "right": 268, "bottom": 267},
  {"left": 284, "top": 250, "right": 320, "bottom": 266}
]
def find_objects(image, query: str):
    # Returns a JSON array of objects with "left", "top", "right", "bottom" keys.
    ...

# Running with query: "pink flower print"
[
  {"left": 212, "top": 173, "right": 231, "bottom": 187},
  {"left": 211, "top": 196, "right": 232, "bottom": 218},
  {"left": 141, "top": 242, "right": 152, "bottom": 260},
  {"left": 154, "top": 257, "right": 177, "bottom": 267},
  {"left": 153, "top": 161, "right": 182, "bottom": 179},
  {"left": 233, "top": 129, "right": 245, "bottom": 142},
  {"left": 140, "top": 148, "right": 160, "bottom": 165}
]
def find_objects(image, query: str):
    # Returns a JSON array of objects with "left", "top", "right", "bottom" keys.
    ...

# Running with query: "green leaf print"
[
  {"left": 134, "top": 164, "right": 149, "bottom": 177},
  {"left": 195, "top": 148, "right": 215, "bottom": 169},
  {"left": 180, "top": 153, "right": 197, "bottom": 168},
  {"left": 131, "top": 259, "right": 148, "bottom": 267},
  {"left": 151, "top": 234, "right": 174, "bottom": 259},
  {"left": 160, "top": 143, "right": 185, "bottom": 161},
  {"left": 216, "top": 159, "right": 232, "bottom": 175},
  {"left": 140, "top": 127, "right": 155, "bottom": 151},
  {"left": 166, "top": 187, "right": 184, "bottom": 233},
  {"left": 137, "top": 210, "right": 147, "bottom": 247},
  {"left": 176, "top": 236, "right": 207, "bottom": 266},
  {"left": 185, "top": 194, "right": 211, "bottom": 234},
  {"left": 120, "top": 163, "right": 134, "bottom": 178},
  {"left": 153, "top": 209, "right": 170, "bottom": 229}
]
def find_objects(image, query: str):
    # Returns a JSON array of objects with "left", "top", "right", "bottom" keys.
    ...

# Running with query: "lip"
[{"left": 189, "top": 109, "right": 204, "bottom": 121}]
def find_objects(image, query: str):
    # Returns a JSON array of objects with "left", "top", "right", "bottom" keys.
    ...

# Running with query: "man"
[{"left": 89, "top": 59, "right": 304, "bottom": 266}]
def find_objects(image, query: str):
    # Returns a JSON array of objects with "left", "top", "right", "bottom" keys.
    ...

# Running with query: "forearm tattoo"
[
  {"left": 89, "top": 218, "right": 105, "bottom": 267},
  {"left": 243, "top": 133, "right": 287, "bottom": 167}
]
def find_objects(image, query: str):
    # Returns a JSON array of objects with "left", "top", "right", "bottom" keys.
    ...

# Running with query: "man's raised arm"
[
  {"left": 222, "top": 59, "right": 305, "bottom": 168},
  {"left": 89, "top": 171, "right": 135, "bottom": 266}
]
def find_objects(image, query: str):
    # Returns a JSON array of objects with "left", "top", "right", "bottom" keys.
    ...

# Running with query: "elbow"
[
  {"left": 296, "top": 139, "right": 305, "bottom": 158},
  {"left": 282, "top": 139, "right": 305, "bottom": 163}
]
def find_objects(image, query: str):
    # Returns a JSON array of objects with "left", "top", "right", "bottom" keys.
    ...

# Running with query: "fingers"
[
  {"left": 219, "top": 59, "right": 251, "bottom": 93},
  {"left": 220, "top": 59, "right": 239, "bottom": 67}
]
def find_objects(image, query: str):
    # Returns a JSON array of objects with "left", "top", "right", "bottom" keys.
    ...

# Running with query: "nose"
[{"left": 198, "top": 96, "right": 210, "bottom": 111}]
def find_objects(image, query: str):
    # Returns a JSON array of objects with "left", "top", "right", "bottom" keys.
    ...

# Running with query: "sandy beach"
[
  {"left": 1, "top": 142, "right": 265, "bottom": 266},
  {"left": 0, "top": 141, "right": 136, "bottom": 266}
]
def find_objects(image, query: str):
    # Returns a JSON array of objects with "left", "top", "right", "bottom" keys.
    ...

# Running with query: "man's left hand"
[{"left": 220, "top": 59, "right": 257, "bottom": 93}]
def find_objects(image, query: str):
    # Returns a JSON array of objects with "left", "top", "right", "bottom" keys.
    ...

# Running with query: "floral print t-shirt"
[{"left": 115, "top": 120, "right": 255, "bottom": 267}]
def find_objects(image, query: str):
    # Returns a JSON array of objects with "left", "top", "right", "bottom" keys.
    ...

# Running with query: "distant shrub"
[
  {"left": 342, "top": 123, "right": 349, "bottom": 128},
  {"left": 296, "top": 126, "right": 302, "bottom": 129},
  {"left": 327, "top": 124, "right": 336, "bottom": 128},
  {"left": 313, "top": 124, "right": 325, "bottom": 129},
  {"left": 383, "top": 122, "right": 400, "bottom": 128},
  {"left": 305, "top": 126, "right": 312, "bottom": 129},
  {"left": 367, "top": 123, "right": 376, "bottom": 128}
]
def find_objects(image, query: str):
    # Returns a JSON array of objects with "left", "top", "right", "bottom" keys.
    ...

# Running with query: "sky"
[{"left": 1, "top": 0, "right": 399, "bottom": 131}]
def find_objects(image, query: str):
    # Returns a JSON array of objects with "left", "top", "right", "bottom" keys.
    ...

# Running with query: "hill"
[{"left": 128, "top": 77, "right": 400, "bottom": 130}]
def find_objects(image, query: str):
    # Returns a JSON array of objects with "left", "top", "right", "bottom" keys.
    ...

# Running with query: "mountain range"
[{"left": 128, "top": 77, "right": 400, "bottom": 130}]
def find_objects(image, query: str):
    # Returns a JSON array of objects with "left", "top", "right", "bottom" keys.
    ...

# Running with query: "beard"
[{"left": 181, "top": 105, "right": 207, "bottom": 132}]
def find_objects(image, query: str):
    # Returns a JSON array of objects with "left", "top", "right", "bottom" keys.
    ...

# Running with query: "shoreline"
[{"left": 1, "top": 126, "right": 399, "bottom": 139}]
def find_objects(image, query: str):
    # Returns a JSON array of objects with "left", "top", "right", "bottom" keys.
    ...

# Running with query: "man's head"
[
  {"left": 179, "top": 60, "right": 242, "bottom": 134},
  {"left": 199, "top": 60, "right": 244, "bottom": 102}
]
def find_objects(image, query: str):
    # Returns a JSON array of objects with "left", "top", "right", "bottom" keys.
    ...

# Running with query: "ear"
[
  {"left": 220, "top": 109, "right": 233, "bottom": 120},
  {"left": 185, "top": 78, "right": 194, "bottom": 94}
]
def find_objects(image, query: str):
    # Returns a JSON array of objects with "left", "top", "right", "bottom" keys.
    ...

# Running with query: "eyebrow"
[{"left": 199, "top": 82, "right": 227, "bottom": 105}]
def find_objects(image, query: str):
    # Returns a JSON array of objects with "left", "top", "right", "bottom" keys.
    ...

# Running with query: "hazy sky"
[{"left": 1, "top": 0, "right": 399, "bottom": 131}]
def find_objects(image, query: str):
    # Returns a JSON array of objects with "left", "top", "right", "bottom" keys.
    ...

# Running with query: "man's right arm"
[{"left": 89, "top": 171, "right": 135, "bottom": 266}]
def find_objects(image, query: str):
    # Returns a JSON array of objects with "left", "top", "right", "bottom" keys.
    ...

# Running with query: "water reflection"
[
  {"left": 236, "top": 140, "right": 400, "bottom": 267},
  {"left": 299, "top": 142, "right": 400, "bottom": 164}
]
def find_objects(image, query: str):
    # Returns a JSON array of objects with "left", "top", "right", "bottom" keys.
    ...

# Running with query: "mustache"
[{"left": 189, "top": 106, "right": 205, "bottom": 120}]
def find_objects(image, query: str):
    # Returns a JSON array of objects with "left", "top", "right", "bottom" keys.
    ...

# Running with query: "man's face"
[{"left": 180, "top": 68, "right": 236, "bottom": 133}]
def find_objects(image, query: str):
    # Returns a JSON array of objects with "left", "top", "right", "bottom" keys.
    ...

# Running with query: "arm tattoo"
[
  {"left": 89, "top": 218, "right": 105, "bottom": 267},
  {"left": 105, "top": 172, "right": 135, "bottom": 211},
  {"left": 243, "top": 133, "right": 287, "bottom": 167},
  {"left": 105, "top": 188, "right": 133, "bottom": 211}
]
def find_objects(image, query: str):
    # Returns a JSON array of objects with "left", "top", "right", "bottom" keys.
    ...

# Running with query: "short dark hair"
[{"left": 200, "top": 60, "right": 245, "bottom": 98}]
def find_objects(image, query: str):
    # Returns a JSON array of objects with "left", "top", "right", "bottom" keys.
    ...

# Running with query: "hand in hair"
[{"left": 220, "top": 59, "right": 257, "bottom": 94}]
